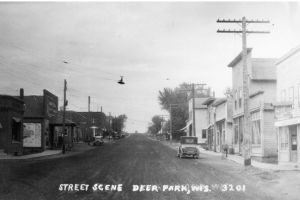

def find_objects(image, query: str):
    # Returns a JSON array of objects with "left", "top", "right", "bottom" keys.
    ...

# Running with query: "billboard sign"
[
  {"left": 23, "top": 123, "right": 42, "bottom": 147},
  {"left": 43, "top": 90, "right": 58, "bottom": 119}
]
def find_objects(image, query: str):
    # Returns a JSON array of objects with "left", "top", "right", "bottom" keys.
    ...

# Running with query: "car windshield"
[{"left": 181, "top": 137, "right": 197, "bottom": 144}]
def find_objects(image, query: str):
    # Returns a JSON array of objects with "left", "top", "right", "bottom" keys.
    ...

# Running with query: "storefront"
[
  {"left": 23, "top": 89, "right": 58, "bottom": 153},
  {"left": 275, "top": 117, "right": 300, "bottom": 165},
  {"left": 49, "top": 115, "right": 76, "bottom": 150},
  {"left": 0, "top": 95, "right": 24, "bottom": 155}
]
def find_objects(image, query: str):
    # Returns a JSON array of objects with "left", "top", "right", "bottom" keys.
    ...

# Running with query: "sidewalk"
[
  {"left": 0, "top": 142, "right": 95, "bottom": 160},
  {"left": 159, "top": 139, "right": 300, "bottom": 171}
]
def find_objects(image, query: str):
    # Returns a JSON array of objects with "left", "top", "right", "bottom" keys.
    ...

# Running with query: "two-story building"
[
  {"left": 202, "top": 97, "right": 216, "bottom": 150},
  {"left": 229, "top": 48, "right": 277, "bottom": 161},
  {"left": 213, "top": 97, "right": 233, "bottom": 152},
  {"left": 183, "top": 86, "right": 213, "bottom": 144},
  {"left": 275, "top": 45, "right": 300, "bottom": 167},
  {"left": 186, "top": 97, "right": 208, "bottom": 144},
  {"left": 202, "top": 97, "right": 233, "bottom": 152}
]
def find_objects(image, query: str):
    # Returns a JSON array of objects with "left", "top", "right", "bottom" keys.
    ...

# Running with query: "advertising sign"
[
  {"left": 23, "top": 123, "right": 42, "bottom": 147},
  {"left": 43, "top": 89, "right": 58, "bottom": 119}
]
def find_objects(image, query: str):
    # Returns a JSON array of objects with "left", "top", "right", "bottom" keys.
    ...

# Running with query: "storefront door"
[{"left": 289, "top": 125, "right": 297, "bottom": 162}]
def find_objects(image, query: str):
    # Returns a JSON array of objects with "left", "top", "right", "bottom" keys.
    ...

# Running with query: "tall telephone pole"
[
  {"left": 217, "top": 17, "right": 270, "bottom": 166},
  {"left": 62, "top": 79, "right": 67, "bottom": 154},
  {"left": 88, "top": 96, "right": 91, "bottom": 141},
  {"left": 169, "top": 104, "right": 179, "bottom": 142},
  {"left": 180, "top": 83, "right": 207, "bottom": 137}
]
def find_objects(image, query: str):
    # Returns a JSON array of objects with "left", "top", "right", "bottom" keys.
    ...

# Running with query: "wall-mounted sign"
[
  {"left": 44, "top": 90, "right": 58, "bottom": 119},
  {"left": 23, "top": 123, "right": 41, "bottom": 147}
]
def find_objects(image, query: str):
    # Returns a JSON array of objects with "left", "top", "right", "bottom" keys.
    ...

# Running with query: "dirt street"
[{"left": 0, "top": 134, "right": 292, "bottom": 200}]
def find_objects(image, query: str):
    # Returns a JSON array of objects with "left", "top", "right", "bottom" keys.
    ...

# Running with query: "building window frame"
[
  {"left": 279, "top": 126, "right": 289, "bottom": 150},
  {"left": 202, "top": 129, "right": 206, "bottom": 139},
  {"left": 251, "top": 111, "right": 261, "bottom": 145},
  {"left": 233, "top": 118, "right": 239, "bottom": 144}
]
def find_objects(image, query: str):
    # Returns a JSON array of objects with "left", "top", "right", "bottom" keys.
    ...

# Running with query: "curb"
[{"left": 156, "top": 138, "right": 300, "bottom": 171}]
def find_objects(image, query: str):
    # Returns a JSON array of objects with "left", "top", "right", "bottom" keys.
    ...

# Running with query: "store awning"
[
  {"left": 275, "top": 117, "right": 300, "bottom": 127},
  {"left": 178, "top": 121, "right": 192, "bottom": 132}
]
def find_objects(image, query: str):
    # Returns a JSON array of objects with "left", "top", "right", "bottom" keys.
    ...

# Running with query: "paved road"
[{"left": 1, "top": 134, "right": 278, "bottom": 200}]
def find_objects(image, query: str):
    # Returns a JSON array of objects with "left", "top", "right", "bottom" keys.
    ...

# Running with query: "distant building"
[
  {"left": 203, "top": 97, "right": 233, "bottom": 152},
  {"left": 228, "top": 48, "right": 277, "bottom": 161},
  {"left": 275, "top": 45, "right": 300, "bottom": 166},
  {"left": 65, "top": 111, "right": 107, "bottom": 141},
  {"left": 182, "top": 86, "right": 212, "bottom": 144}
]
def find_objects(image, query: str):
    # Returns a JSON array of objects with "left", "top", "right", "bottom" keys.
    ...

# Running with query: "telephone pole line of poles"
[
  {"left": 62, "top": 79, "right": 67, "bottom": 154},
  {"left": 180, "top": 83, "right": 206, "bottom": 137},
  {"left": 217, "top": 16, "right": 270, "bottom": 166},
  {"left": 169, "top": 104, "right": 180, "bottom": 143}
]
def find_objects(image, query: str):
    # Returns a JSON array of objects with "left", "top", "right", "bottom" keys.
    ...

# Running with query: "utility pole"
[
  {"left": 217, "top": 17, "right": 270, "bottom": 166},
  {"left": 180, "top": 83, "right": 207, "bottom": 137},
  {"left": 169, "top": 104, "right": 179, "bottom": 143},
  {"left": 88, "top": 96, "right": 91, "bottom": 142},
  {"left": 192, "top": 83, "right": 196, "bottom": 137},
  {"left": 62, "top": 79, "right": 67, "bottom": 154}
]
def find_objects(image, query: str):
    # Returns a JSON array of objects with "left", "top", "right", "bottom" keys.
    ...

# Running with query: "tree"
[
  {"left": 157, "top": 83, "right": 190, "bottom": 140},
  {"left": 147, "top": 115, "right": 164, "bottom": 135},
  {"left": 111, "top": 114, "right": 127, "bottom": 133}
]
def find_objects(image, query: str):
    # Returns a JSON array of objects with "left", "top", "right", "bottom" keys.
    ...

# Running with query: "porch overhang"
[
  {"left": 178, "top": 121, "right": 192, "bottom": 132},
  {"left": 275, "top": 117, "right": 300, "bottom": 127}
]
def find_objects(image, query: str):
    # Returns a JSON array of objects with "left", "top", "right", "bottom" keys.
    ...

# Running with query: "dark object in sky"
[
  {"left": 63, "top": 61, "right": 68, "bottom": 64},
  {"left": 118, "top": 76, "right": 125, "bottom": 84}
]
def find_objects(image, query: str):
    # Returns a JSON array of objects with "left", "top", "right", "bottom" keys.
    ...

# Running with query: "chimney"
[{"left": 20, "top": 88, "right": 24, "bottom": 99}]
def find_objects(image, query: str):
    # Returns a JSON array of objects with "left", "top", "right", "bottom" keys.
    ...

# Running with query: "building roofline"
[
  {"left": 212, "top": 98, "right": 227, "bottom": 107},
  {"left": 228, "top": 48, "right": 252, "bottom": 67},
  {"left": 276, "top": 45, "right": 300, "bottom": 65},
  {"left": 249, "top": 91, "right": 264, "bottom": 98},
  {"left": 202, "top": 97, "right": 216, "bottom": 105}
]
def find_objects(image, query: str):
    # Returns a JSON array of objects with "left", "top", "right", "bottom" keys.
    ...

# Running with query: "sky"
[{"left": 0, "top": 1, "right": 300, "bottom": 133}]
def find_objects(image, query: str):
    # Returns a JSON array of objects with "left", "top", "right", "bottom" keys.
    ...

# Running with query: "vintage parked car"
[
  {"left": 92, "top": 135, "right": 104, "bottom": 146},
  {"left": 177, "top": 136, "right": 199, "bottom": 159}
]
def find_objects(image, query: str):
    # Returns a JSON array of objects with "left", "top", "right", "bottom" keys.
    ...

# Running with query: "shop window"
[
  {"left": 202, "top": 129, "right": 206, "bottom": 139},
  {"left": 251, "top": 112, "right": 261, "bottom": 145},
  {"left": 279, "top": 127, "right": 288, "bottom": 150},
  {"left": 234, "top": 90, "right": 238, "bottom": 110},
  {"left": 12, "top": 118, "right": 21, "bottom": 142},
  {"left": 239, "top": 89, "right": 243, "bottom": 108},
  {"left": 239, "top": 117, "right": 244, "bottom": 144}
]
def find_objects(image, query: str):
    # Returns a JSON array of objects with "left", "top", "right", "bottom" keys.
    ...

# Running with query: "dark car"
[{"left": 177, "top": 136, "right": 199, "bottom": 159}]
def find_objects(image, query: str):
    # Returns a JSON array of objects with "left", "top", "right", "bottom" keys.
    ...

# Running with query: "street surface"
[{"left": 0, "top": 134, "right": 290, "bottom": 200}]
